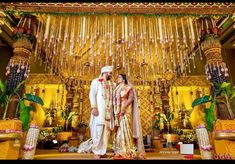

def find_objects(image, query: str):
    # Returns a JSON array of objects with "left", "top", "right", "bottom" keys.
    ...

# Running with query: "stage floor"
[{"left": 34, "top": 149, "right": 201, "bottom": 160}]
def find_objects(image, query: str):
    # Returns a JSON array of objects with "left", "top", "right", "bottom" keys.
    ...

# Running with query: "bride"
[{"left": 112, "top": 74, "right": 145, "bottom": 159}]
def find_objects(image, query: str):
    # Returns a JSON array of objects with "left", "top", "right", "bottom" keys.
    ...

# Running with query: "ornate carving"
[
  {"left": 214, "top": 120, "right": 235, "bottom": 131},
  {"left": 2, "top": 2, "right": 235, "bottom": 14},
  {"left": 158, "top": 78, "right": 171, "bottom": 115},
  {"left": 172, "top": 76, "right": 210, "bottom": 86},
  {"left": 0, "top": 120, "right": 22, "bottom": 131},
  {"left": 64, "top": 78, "right": 76, "bottom": 108},
  {"left": 25, "top": 74, "right": 63, "bottom": 84},
  {"left": 201, "top": 37, "right": 223, "bottom": 65},
  {"left": 136, "top": 87, "right": 153, "bottom": 136},
  {"left": 12, "top": 37, "right": 32, "bottom": 60},
  {"left": 214, "top": 120, "right": 235, "bottom": 158}
]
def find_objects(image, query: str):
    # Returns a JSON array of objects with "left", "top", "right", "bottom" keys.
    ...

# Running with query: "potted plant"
[
  {"left": 61, "top": 105, "right": 78, "bottom": 132},
  {"left": 77, "top": 121, "right": 88, "bottom": 134},
  {"left": 192, "top": 82, "right": 235, "bottom": 132},
  {"left": 0, "top": 79, "right": 44, "bottom": 131},
  {"left": 152, "top": 113, "right": 162, "bottom": 139},
  {"left": 37, "top": 129, "right": 57, "bottom": 149}
]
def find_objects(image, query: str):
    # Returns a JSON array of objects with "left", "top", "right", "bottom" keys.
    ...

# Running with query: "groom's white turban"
[{"left": 101, "top": 66, "right": 113, "bottom": 73}]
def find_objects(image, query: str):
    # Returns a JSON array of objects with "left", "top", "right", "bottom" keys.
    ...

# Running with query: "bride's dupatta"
[
  {"left": 113, "top": 82, "right": 146, "bottom": 159},
  {"left": 129, "top": 83, "right": 146, "bottom": 159}
]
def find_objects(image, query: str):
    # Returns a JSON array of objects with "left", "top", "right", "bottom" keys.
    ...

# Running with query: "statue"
[
  {"left": 43, "top": 102, "right": 57, "bottom": 127},
  {"left": 178, "top": 104, "right": 192, "bottom": 129}
]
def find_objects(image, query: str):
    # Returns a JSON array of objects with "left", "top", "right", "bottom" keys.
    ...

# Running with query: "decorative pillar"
[
  {"left": 199, "top": 17, "right": 234, "bottom": 120},
  {"left": 158, "top": 73, "right": 175, "bottom": 115},
  {"left": 158, "top": 73, "right": 175, "bottom": 133},
  {"left": 158, "top": 78, "right": 171, "bottom": 116},
  {"left": 3, "top": 15, "right": 35, "bottom": 119},
  {"left": 63, "top": 77, "right": 76, "bottom": 131},
  {"left": 64, "top": 77, "right": 76, "bottom": 109}
]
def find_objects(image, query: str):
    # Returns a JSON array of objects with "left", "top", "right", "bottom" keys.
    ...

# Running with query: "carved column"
[
  {"left": 158, "top": 78, "right": 171, "bottom": 116},
  {"left": 63, "top": 77, "right": 76, "bottom": 131},
  {"left": 64, "top": 77, "right": 76, "bottom": 109},
  {"left": 199, "top": 17, "right": 234, "bottom": 120},
  {"left": 3, "top": 15, "right": 35, "bottom": 119}
]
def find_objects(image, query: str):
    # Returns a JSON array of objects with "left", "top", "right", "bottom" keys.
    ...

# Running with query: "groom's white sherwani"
[{"left": 88, "top": 78, "right": 112, "bottom": 155}]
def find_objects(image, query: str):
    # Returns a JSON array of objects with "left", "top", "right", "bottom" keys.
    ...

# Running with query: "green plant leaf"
[
  {"left": 192, "top": 95, "right": 210, "bottom": 108},
  {"left": 26, "top": 106, "right": 33, "bottom": 111},
  {"left": 13, "top": 80, "right": 25, "bottom": 94},
  {"left": 19, "top": 99, "right": 26, "bottom": 111},
  {"left": 220, "top": 82, "right": 231, "bottom": 89},
  {"left": 24, "top": 94, "right": 44, "bottom": 106},
  {"left": 67, "top": 112, "right": 77, "bottom": 122},
  {"left": 0, "top": 79, "right": 5, "bottom": 92},
  {"left": 19, "top": 100, "right": 33, "bottom": 131},
  {"left": 0, "top": 95, "right": 9, "bottom": 106},
  {"left": 20, "top": 108, "right": 30, "bottom": 131},
  {"left": 230, "top": 92, "right": 235, "bottom": 101},
  {"left": 204, "top": 101, "right": 215, "bottom": 132}
]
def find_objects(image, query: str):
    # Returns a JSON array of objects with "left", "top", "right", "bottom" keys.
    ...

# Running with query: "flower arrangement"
[
  {"left": 12, "top": 15, "right": 35, "bottom": 43},
  {"left": 77, "top": 121, "right": 88, "bottom": 128},
  {"left": 37, "top": 129, "right": 56, "bottom": 145},
  {"left": 153, "top": 112, "right": 174, "bottom": 133},
  {"left": 52, "top": 124, "right": 64, "bottom": 133},
  {"left": 12, "top": 26, "right": 34, "bottom": 42},
  {"left": 178, "top": 130, "right": 198, "bottom": 144},
  {"left": 61, "top": 105, "right": 78, "bottom": 131},
  {"left": 172, "top": 126, "right": 183, "bottom": 135}
]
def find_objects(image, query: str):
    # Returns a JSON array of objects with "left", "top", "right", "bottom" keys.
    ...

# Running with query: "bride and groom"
[{"left": 78, "top": 65, "right": 145, "bottom": 160}]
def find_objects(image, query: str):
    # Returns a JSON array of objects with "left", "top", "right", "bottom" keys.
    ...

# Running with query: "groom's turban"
[{"left": 101, "top": 66, "right": 113, "bottom": 73}]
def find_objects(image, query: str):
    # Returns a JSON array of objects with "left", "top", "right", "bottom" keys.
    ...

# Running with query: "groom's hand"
[{"left": 91, "top": 108, "right": 99, "bottom": 116}]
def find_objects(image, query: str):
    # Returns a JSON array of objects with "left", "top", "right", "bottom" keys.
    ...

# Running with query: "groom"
[{"left": 88, "top": 65, "right": 115, "bottom": 158}]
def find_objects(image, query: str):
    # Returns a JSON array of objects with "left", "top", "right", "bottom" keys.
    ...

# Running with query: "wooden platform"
[{"left": 34, "top": 149, "right": 201, "bottom": 160}]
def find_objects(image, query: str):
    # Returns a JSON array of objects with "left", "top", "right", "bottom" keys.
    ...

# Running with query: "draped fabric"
[
  {"left": 113, "top": 82, "right": 145, "bottom": 159},
  {"left": 78, "top": 78, "right": 113, "bottom": 156}
]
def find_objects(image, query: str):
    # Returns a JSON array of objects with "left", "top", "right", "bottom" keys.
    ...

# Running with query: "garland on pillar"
[
  {"left": 199, "top": 17, "right": 229, "bottom": 93},
  {"left": 4, "top": 15, "right": 35, "bottom": 119}
]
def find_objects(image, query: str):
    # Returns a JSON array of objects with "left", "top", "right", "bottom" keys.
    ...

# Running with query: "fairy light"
[
  {"left": 33, "top": 14, "right": 202, "bottom": 82},
  {"left": 44, "top": 15, "right": 50, "bottom": 42}
]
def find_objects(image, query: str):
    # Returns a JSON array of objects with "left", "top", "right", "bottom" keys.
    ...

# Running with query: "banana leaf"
[
  {"left": 204, "top": 100, "right": 215, "bottom": 132},
  {"left": 230, "top": 92, "right": 235, "bottom": 101},
  {"left": 24, "top": 93, "right": 44, "bottom": 106},
  {"left": 19, "top": 100, "right": 33, "bottom": 131},
  {"left": 0, "top": 79, "right": 5, "bottom": 92},
  {"left": 220, "top": 82, "right": 231, "bottom": 89},
  {"left": 192, "top": 95, "right": 210, "bottom": 108}
]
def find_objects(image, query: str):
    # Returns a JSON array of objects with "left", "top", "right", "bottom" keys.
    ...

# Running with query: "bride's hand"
[{"left": 120, "top": 110, "right": 125, "bottom": 116}]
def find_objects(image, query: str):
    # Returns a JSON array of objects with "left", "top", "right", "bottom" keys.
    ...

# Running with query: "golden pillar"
[
  {"left": 2, "top": 15, "right": 35, "bottom": 119},
  {"left": 158, "top": 78, "right": 171, "bottom": 116},
  {"left": 64, "top": 77, "right": 76, "bottom": 109},
  {"left": 158, "top": 73, "right": 175, "bottom": 115},
  {"left": 62, "top": 77, "right": 76, "bottom": 131},
  {"left": 158, "top": 73, "right": 175, "bottom": 133},
  {"left": 199, "top": 17, "right": 234, "bottom": 120}
]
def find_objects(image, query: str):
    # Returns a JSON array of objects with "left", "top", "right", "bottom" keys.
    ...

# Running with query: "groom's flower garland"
[{"left": 98, "top": 78, "right": 113, "bottom": 121}]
